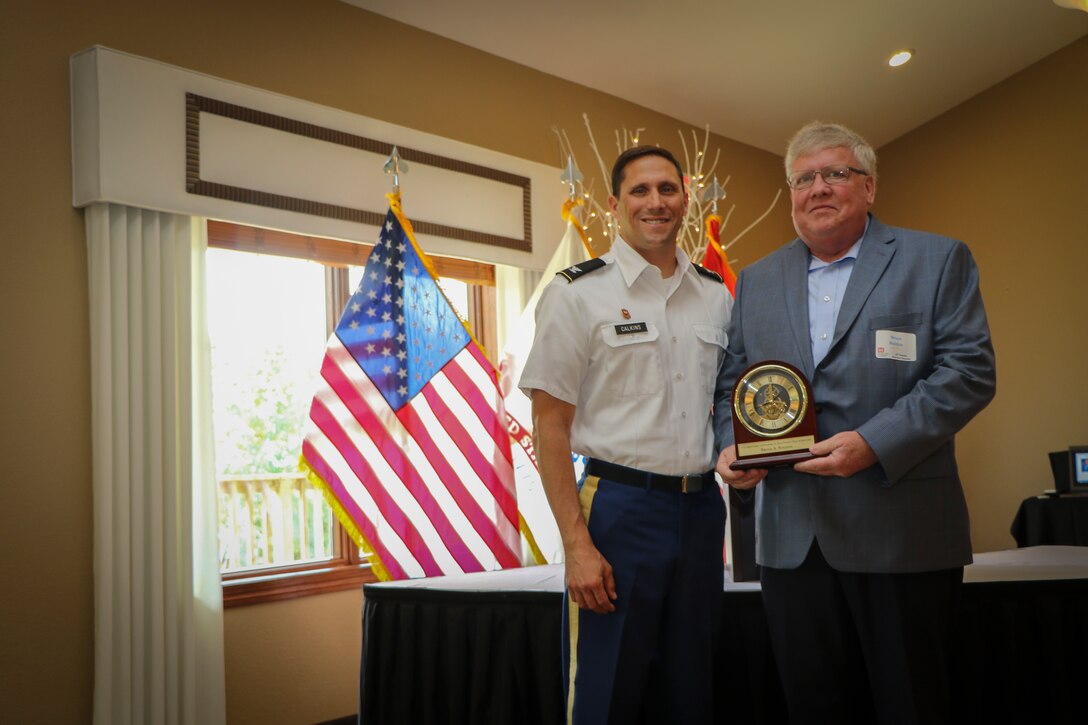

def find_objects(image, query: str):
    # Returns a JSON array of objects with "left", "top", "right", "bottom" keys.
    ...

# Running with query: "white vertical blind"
[{"left": 86, "top": 203, "right": 225, "bottom": 725}]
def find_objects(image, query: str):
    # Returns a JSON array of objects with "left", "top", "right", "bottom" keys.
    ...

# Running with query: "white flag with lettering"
[{"left": 500, "top": 219, "right": 590, "bottom": 564}]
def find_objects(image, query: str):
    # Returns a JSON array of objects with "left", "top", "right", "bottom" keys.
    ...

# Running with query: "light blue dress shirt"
[{"left": 808, "top": 230, "right": 865, "bottom": 366}]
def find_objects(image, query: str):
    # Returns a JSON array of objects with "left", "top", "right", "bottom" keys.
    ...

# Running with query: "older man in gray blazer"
[{"left": 714, "top": 122, "right": 995, "bottom": 725}]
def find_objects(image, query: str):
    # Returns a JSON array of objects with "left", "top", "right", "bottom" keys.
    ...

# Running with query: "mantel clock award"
[{"left": 730, "top": 360, "right": 819, "bottom": 470}]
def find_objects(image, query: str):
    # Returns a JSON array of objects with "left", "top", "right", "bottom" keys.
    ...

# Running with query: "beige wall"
[
  {"left": 2, "top": 0, "right": 1083, "bottom": 721},
  {"left": 0, "top": 1, "right": 788, "bottom": 722},
  {"left": 875, "top": 35, "right": 1088, "bottom": 554}
]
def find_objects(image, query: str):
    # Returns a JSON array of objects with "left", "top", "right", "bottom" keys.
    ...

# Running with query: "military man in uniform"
[{"left": 520, "top": 146, "right": 732, "bottom": 725}]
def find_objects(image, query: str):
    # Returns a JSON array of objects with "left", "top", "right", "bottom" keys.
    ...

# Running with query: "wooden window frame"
[{"left": 209, "top": 220, "right": 497, "bottom": 606}]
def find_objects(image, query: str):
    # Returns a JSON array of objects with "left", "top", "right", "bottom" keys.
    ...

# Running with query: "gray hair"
[{"left": 785, "top": 122, "right": 877, "bottom": 180}]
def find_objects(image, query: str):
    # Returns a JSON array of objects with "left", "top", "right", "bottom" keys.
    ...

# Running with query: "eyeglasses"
[{"left": 787, "top": 165, "right": 869, "bottom": 190}]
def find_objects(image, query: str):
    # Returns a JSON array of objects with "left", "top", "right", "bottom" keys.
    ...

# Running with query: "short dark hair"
[{"left": 610, "top": 146, "right": 684, "bottom": 196}]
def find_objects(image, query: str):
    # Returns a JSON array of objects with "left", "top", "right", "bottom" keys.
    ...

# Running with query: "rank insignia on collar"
[
  {"left": 693, "top": 264, "right": 723, "bottom": 283},
  {"left": 556, "top": 257, "right": 606, "bottom": 282}
]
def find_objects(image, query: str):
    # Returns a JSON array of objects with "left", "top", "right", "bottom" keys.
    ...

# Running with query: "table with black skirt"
[
  {"left": 1011, "top": 494, "right": 1088, "bottom": 547},
  {"left": 360, "top": 546, "right": 1088, "bottom": 725}
]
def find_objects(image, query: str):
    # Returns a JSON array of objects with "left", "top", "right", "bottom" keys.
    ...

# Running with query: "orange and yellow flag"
[{"left": 700, "top": 214, "right": 737, "bottom": 296}]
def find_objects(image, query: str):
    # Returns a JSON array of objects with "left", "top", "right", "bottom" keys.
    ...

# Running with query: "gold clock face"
[{"left": 733, "top": 364, "right": 808, "bottom": 437}]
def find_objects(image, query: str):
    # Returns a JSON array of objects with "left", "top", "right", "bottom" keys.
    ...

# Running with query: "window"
[{"left": 207, "top": 221, "right": 497, "bottom": 605}]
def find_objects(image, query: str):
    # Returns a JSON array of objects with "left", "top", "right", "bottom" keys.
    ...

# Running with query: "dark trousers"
[
  {"left": 562, "top": 475, "right": 725, "bottom": 725},
  {"left": 760, "top": 540, "right": 963, "bottom": 725}
]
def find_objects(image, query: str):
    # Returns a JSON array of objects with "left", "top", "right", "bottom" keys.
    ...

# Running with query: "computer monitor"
[{"left": 1070, "top": 446, "right": 1088, "bottom": 494}]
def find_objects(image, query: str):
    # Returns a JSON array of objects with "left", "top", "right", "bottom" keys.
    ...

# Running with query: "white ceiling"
[{"left": 341, "top": 0, "right": 1088, "bottom": 154}]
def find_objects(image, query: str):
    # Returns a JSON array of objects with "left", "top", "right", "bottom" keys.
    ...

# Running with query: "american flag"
[{"left": 301, "top": 196, "right": 521, "bottom": 580}]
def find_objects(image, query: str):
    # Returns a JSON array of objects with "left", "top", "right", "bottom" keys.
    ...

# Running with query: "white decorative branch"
[{"left": 553, "top": 117, "right": 779, "bottom": 264}]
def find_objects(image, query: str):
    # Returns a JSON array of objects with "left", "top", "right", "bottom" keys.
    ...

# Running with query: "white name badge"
[{"left": 875, "top": 330, "right": 917, "bottom": 361}]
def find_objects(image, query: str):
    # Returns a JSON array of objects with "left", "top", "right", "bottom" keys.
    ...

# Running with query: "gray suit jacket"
[{"left": 713, "top": 216, "right": 996, "bottom": 573}]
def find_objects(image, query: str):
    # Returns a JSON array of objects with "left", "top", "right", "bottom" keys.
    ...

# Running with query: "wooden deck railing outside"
[{"left": 218, "top": 472, "right": 337, "bottom": 572}]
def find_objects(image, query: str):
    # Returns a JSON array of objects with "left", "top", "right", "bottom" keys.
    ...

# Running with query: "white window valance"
[{"left": 70, "top": 46, "right": 566, "bottom": 271}]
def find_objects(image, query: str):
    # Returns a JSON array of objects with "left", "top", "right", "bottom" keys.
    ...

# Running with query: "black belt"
[{"left": 586, "top": 458, "right": 716, "bottom": 494}]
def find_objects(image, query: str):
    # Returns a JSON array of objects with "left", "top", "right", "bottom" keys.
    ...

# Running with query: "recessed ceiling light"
[{"left": 888, "top": 49, "right": 914, "bottom": 68}]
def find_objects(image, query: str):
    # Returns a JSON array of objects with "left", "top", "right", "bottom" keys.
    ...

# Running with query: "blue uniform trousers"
[{"left": 562, "top": 473, "right": 726, "bottom": 725}]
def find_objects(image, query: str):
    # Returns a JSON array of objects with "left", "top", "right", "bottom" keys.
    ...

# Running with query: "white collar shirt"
[{"left": 519, "top": 237, "right": 732, "bottom": 475}]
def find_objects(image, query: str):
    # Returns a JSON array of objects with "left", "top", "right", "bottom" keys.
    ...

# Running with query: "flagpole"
[
  {"left": 701, "top": 175, "right": 726, "bottom": 215},
  {"left": 383, "top": 146, "right": 408, "bottom": 200},
  {"left": 560, "top": 154, "right": 582, "bottom": 202},
  {"left": 559, "top": 155, "right": 594, "bottom": 257}
]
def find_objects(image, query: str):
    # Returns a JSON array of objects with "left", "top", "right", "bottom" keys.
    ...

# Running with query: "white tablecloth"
[{"left": 365, "top": 545, "right": 1088, "bottom": 593}]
